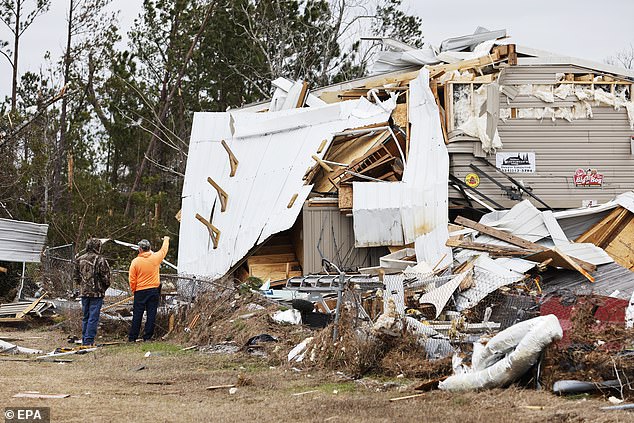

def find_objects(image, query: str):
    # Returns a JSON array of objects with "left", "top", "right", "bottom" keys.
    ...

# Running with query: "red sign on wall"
[{"left": 573, "top": 168, "right": 604, "bottom": 187}]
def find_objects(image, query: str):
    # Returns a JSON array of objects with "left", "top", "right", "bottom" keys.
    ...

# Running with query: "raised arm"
[{"left": 152, "top": 236, "right": 170, "bottom": 265}]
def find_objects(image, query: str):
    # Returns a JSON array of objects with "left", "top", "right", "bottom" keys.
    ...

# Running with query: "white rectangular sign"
[{"left": 495, "top": 152, "right": 535, "bottom": 173}]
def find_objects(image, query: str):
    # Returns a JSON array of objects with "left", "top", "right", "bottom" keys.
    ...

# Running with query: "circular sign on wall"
[{"left": 465, "top": 173, "right": 480, "bottom": 188}]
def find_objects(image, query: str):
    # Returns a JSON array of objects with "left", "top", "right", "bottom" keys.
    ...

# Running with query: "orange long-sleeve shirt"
[{"left": 129, "top": 238, "right": 169, "bottom": 293}]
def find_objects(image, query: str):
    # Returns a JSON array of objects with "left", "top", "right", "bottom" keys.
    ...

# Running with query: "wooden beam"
[
  {"left": 102, "top": 295, "right": 135, "bottom": 312},
  {"left": 426, "top": 50, "right": 501, "bottom": 78},
  {"left": 221, "top": 140, "right": 239, "bottom": 177},
  {"left": 507, "top": 44, "right": 517, "bottom": 66},
  {"left": 311, "top": 154, "right": 333, "bottom": 172},
  {"left": 316, "top": 139, "right": 328, "bottom": 154},
  {"left": 195, "top": 213, "right": 220, "bottom": 249},
  {"left": 287, "top": 193, "right": 298, "bottom": 208},
  {"left": 524, "top": 248, "right": 595, "bottom": 283},
  {"left": 454, "top": 216, "right": 543, "bottom": 251},
  {"left": 16, "top": 292, "right": 47, "bottom": 319},
  {"left": 455, "top": 216, "right": 596, "bottom": 273},
  {"left": 296, "top": 81, "right": 310, "bottom": 108},
  {"left": 575, "top": 207, "right": 624, "bottom": 244},
  {"left": 207, "top": 177, "right": 229, "bottom": 212},
  {"left": 445, "top": 239, "right": 536, "bottom": 257}
]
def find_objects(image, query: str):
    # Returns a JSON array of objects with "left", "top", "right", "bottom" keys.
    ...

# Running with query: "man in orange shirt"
[{"left": 128, "top": 236, "right": 169, "bottom": 342}]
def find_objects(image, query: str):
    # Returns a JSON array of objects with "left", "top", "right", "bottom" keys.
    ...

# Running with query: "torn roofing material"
[
  {"left": 351, "top": 69, "right": 449, "bottom": 247},
  {"left": 0, "top": 218, "right": 48, "bottom": 263},
  {"left": 178, "top": 96, "right": 395, "bottom": 279}
]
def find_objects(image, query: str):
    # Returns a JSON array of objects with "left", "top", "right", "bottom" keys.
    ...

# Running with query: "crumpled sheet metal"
[
  {"left": 179, "top": 95, "right": 395, "bottom": 279},
  {"left": 418, "top": 272, "right": 468, "bottom": 318},
  {"left": 454, "top": 255, "right": 524, "bottom": 311},
  {"left": 351, "top": 69, "right": 448, "bottom": 246},
  {"left": 439, "top": 315, "right": 562, "bottom": 391},
  {"left": 404, "top": 316, "right": 454, "bottom": 360}
]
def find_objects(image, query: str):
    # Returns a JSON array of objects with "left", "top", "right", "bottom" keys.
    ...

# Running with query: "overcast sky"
[{"left": 1, "top": 0, "right": 633, "bottom": 98}]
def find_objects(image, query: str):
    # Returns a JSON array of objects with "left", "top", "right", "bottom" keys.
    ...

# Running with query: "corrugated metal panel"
[
  {"left": 401, "top": 69, "right": 449, "bottom": 242},
  {"left": 0, "top": 218, "right": 48, "bottom": 263},
  {"left": 450, "top": 106, "right": 634, "bottom": 209},
  {"left": 498, "top": 65, "right": 594, "bottom": 85},
  {"left": 352, "top": 182, "right": 404, "bottom": 247},
  {"left": 476, "top": 200, "right": 550, "bottom": 245},
  {"left": 541, "top": 262, "right": 634, "bottom": 300},
  {"left": 301, "top": 205, "right": 384, "bottom": 274},
  {"left": 179, "top": 96, "right": 394, "bottom": 279}
]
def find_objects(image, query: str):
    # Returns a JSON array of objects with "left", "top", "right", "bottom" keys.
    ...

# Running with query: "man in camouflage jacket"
[{"left": 74, "top": 238, "right": 111, "bottom": 345}]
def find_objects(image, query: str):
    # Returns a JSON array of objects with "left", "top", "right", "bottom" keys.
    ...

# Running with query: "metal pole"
[{"left": 332, "top": 269, "right": 345, "bottom": 342}]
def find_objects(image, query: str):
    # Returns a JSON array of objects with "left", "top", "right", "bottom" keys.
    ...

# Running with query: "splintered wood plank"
[
  {"left": 445, "top": 239, "right": 534, "bottom": 257},
  {"left": 391, "top": 103, "right": 408, "bottom": 128},
  {"left": 454, "top": 216, "right": 544, "bottom": 251},
  {"left": 311, "top": 154, "right": 333, "bottom": 172},
  {"left": 287, "top": 193, "right": 299, "bottom": 208},
  {"left": 456, "top": 215, "right": 596, "bottom": 273},
  {"left": 296, "top": 81, "right": 309, "bottom": 108},
  {"left": 605, "top": 218, "right": 634, "bottom": 270},
  {"left": 575, "top": 207, "right": 623, "bottom": 243},
  {"left": 338, "top": 184, "right": 353, "bottom": 210},
  {"left": 524, "top": 248, "right": 595, "bottom": 283}
]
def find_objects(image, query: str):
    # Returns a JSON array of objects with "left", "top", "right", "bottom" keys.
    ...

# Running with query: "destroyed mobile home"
[
  {"left": 2, "top": 29, "right": 634, "bottom": 403},
  {"left": 173, "top": 28, "right": 634, "bottom": 396}
]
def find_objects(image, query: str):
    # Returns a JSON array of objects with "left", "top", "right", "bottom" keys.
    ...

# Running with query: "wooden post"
[
  {"left": 221, "top": 140, "right": 239, "bottom": 177},
  {"left": 207, "top": 177, "right": 229, "bottom": 212},
  {"left": 195, "top": 213, "right": 220, "bottom": 249}
]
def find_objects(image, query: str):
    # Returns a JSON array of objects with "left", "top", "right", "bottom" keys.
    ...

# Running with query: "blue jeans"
[
  {"left": 128, "top": 287, "right": 160, "bottom": 342},
  {"left": 81, "top": 297, "right": 104, "bottom": 345}
]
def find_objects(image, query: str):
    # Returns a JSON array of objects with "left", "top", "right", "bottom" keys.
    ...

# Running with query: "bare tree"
[
  {"left": 606, "top": 43, "right": 634, "bottom": 70},
  {"left": 0, "top": 0, "right": 50, "bottom": 112}
]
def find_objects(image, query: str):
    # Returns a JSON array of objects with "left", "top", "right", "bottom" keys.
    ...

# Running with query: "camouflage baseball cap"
[{"left": 138, "top": 239, "right": 151, "bottom": 251}]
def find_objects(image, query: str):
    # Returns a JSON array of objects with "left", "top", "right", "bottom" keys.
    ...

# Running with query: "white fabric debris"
[
  {"left": 288, "top": 337, "right": 313, "bottom": 362},
  {"left": 273, "top": 309, "right": 302, "bottom": 325},
  {"left": 532, "top": 85, "right": 554, "bottom": 103},
  {"left": 518, "top": 84, "right": 533, "bottom": 95},
  {"left": 554, "top": 107, "right": 573, "bottom": 122},
  {"left": 594, "top": 88, "right": 616, "bottom": 107},
  {"left": 439, "top": 315, "right": 563, "bottom": 391},
  {"left": 499, "top": 108, "right": 511, "bottom": 120},
  {"left": 517, "top": 108, "right": 535, "bottom": 119},
  {"left": 553, "top": 84, "right": 573, "bottom": 100},
  {"left": 574, "top": 87, "right": 593, "bottom": 101},
  {"left": 0, "top": 339, "right": 42, "bottom": 355},
  {"left": 459, "top": 115, "right": 502, "bottom": 152},
  {"left": 373, "top": 299, "right": 403, "bottom": 336}
]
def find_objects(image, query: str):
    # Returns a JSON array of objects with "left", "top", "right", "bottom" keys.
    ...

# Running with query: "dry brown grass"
[{"left": 0, "top": 328, "right": 631, "bottom": 423}]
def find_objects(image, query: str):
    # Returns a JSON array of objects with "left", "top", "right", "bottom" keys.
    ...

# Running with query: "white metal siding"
[
  {"left": 450, "top": 106, "right": 634, "bottom": 209},
  {"left": 302, "top": 205, "right": 384, "bottom": 274}
]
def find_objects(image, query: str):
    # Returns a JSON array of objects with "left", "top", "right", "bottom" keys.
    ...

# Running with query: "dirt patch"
[{"left": 0, "top": 328, "right": 632, "bottom": 423}]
